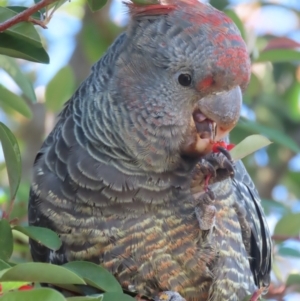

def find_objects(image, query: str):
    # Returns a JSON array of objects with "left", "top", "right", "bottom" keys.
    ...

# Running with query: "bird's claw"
[
  {"left": 154, "top": 291, "right": 186, "bottom": 301},
  {"left": 202, "top": 146, "right": 234, "bottom": 175},
  {"left": 200, "top": 146, "right": 235, "bottom": 191}
]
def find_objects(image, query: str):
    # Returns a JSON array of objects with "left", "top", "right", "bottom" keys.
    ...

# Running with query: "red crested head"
[
  {"left": 125, "top": 0, "right": 251, "bottom": 92},
  {"left": 110, "top": 0, "right": 251, "bottom": 166}
]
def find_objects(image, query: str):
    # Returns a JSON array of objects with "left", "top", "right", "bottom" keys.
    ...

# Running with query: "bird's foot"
[
  {"left": 191, "top": 147, "right": 234, "bottom": 235},
  {"left": 200, "top": 146, "right": 235, "bottom": 191},
  {"left": 194, "top": 189, "right": 216, "bottom": 232},
  {"left": 154, "top": 291, "right": 186, "bottom": 301}
]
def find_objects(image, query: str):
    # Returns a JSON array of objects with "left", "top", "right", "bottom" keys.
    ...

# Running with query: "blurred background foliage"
[{"left": 0, "top": 0, "right": 300, "bottom": 300}]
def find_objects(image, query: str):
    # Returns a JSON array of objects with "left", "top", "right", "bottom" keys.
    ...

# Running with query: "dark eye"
[{"left": 178, "top": 73, "right": 192, "bottom": 86}]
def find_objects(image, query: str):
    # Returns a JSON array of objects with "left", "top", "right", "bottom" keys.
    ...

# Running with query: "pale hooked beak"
[
  {"left": 181, "top": 86, "right": 242, "bottom": 157},
  {"left": 194, "top": 86, "right": 242, "bottom": 142}
]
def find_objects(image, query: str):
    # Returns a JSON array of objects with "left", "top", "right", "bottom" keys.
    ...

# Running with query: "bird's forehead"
[
  {"left": 166, "top": 6, "right": 250, "bottom": 88},
  {"left": 129, "top": 1, "right": 246, "bottom": 54},
  {"left": 169, "top": 6, "right": 244, "bottom": 49},
  {"left": 127, "top": 1, "right": 250, "bottom": 88}
]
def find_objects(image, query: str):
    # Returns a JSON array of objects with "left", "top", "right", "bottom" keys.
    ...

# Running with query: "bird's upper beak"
[{"left": 181, "top": 86, "right": 242, "bottom": 156}]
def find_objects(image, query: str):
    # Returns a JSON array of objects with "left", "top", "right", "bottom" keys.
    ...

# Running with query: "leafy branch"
[{"left": 0, "top": 0, "right": 59, "bottom": 32}]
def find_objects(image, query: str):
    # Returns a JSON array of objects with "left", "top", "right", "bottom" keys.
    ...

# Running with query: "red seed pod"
[
  {"left": 226, "top": 143, "right": 235, "bottom": 151},
  {"left": 18, "top": 284, "right": 34, "bottom": 291},
  {"left": 212, "top": 141, "right": 235, "bottom": 153}
]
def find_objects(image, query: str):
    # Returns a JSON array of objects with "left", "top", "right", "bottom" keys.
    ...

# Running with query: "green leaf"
[
  {"left": 13, "top": 226, "right": 62, "bottom": 251},
  {"left": 0, "top": 6, "right": 48, "bottom": 63},
  {"left": 0, "top": 281, "right": 32, "bottom": 294},
  {"left": 0, "top": 32, "right": 49, "bottom": 64},
  {"left": 229, "top": 134, "right": 272, "bottom": 161},
  {"left": 283, "top": 171, "right": 300, "bottom": 200},
  {"left": 278, "top": 246, "right": 300, "bottom": 258},
  {"left": 63, "top": 261, "right": 122, "bottom": 293},
  {"left": 256, "top": 49, "right": 300, "bottom": 63},
  {"left": 45, "top": 66, "right": 75, "bottom": 112},
  {"left": 51, "top": 0, "right": 69, "bottom": 12},
  {"left": 237, "top": 118, "right": 300, "bottom": 153},
  {"left": 102, "top": 292, "right": 136, "bottom": 301},
  {"left": 0, "top": 259, "right": 12, "bottom": 271},
  {"left": 286, "top": 273, "right": 300, "bottom": 287},
  {"left": 263, "top": 37, "right": 300, "bottom": 51},
  {"left": 87, "top": 0, "right": 108, "bottom": 12},
  {"left": 0, "top": 220, "right": 13, "bottom": 261},
  {"left": 34, "top": 0, "right": 46, "bottom": 14},
  {"left": 274, "top": 213, "right": 300, "bottom": 236},
  {"left": 0, "top": 288, "right": 66, "bottom": 301},
  {"left": 261, "top": 199, "right": 290, "bottom": 216},
  {"left": 130, "top": 0, "right": 159, "bottom": 4},
  {"left": 244, "top": 73, "right": 262, "bottom": 100},
  {"left": 224, "top": 9, "right": 246, "bottom": 41},
  {"left": 82, "top": 21, "right": 111, "bottom": 64},
  {"left": 272, "top": 261, "right": 283, "bottom": 282},
  {"left": 0, "top": 263, "right": 86, "bottom": 285},
  {"left": 6, "top": 6, "right": 42, "bottom": 20},
  {"left": 0, "top": 7, "right": 43, "bottom": 48},
  {"left": 209, "top": 0, "right": 229, "bottom": 10},
  {"left": 0, "top": 85, "right": 32, "bottom": 118},
  {"left": 0, "top": 55, "right": 36, "bottom": 102},
  {"left": 67, "top": 296, "right": 103, "bottom": 301},
  {"left": 284, "top": 82, "right": 300, "bottom": 122},
  {"left": 0, "top": 122, "right": 21, "bottom": 201}
]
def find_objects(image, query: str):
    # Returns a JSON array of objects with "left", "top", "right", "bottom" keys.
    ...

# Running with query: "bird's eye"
[{"left": 178, "top": 73, "right": 192, "bottom": 86}]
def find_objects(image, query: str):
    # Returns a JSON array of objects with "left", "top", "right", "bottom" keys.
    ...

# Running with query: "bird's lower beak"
[{"left": 181, "top": 86, "right": 242, "bottom": 156}]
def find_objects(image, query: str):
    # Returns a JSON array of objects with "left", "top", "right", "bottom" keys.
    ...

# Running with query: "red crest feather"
[{"left": 125, "top": 0, "right": 199, "bottom": 17}]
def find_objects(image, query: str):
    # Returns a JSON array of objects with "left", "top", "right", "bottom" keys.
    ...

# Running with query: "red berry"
[
  {"left": 212, "top": 144, "right": 219, "bottom": 153},
  {"left": 226, "top": 143, "right": 235, "bottom": 151},
  {"left": 212, "top": 141, "right": 235, "bottom": 153},
  {"left": 212, "top": 141, "right": 226, "bottom": 153},
  {"left": 18, "top": 284, "right": 34, "bottom": 291}
]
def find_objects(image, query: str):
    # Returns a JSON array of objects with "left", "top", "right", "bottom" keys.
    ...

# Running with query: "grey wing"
[
  {"left": 28, "top": 104, "right": 75, "bottom": 264},
  {"left": 28, "top": 33, "right": 128, "bottom": 265},
  {"left": 232, "top": 159, "right": 272, "bottom": 289}
]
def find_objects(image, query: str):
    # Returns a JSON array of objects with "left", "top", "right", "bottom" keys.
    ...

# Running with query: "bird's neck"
[{"left": 76, "top": 101, "right": 196, "bottom": 206}]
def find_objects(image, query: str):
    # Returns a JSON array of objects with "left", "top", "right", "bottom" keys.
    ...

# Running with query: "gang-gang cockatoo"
[{"left": 28, "top": 1, "right": 272, "bottom": 301}]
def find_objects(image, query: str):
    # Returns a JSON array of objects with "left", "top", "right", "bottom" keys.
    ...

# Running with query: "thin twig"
[
  {"left": 28, "top": 17, "right": 48, "bottom": 29},
  {"left": 0, "top": 0, "right": 57, "bottom": 32},
  {"left": 272, "top": 234, "right": 300, "bottom": 242}
]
